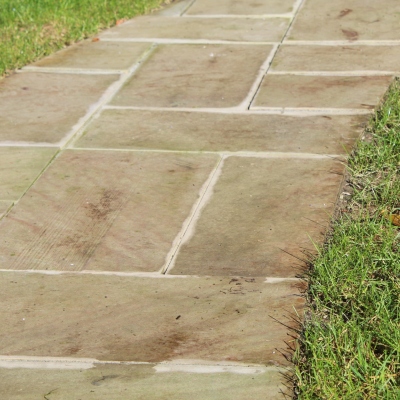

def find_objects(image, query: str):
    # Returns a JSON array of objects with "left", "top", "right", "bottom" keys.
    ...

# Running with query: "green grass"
[
  {"left": 0, "top": 0, "right": 166, "bottom": 76},
  {"left": 294, "top": 78, "right": 400, "bottom": 399}
]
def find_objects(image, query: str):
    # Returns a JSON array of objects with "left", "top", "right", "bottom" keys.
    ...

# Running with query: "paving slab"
[
  {"left": 253, "top": 75, "right": 393, "bottom": 109},
  {"left": 0, "top": 147, "right": 56, "bottom": 200},
  {"left": 32, "top": 41, "right": 151, "bottom": 70},
  {"left": 271, "top": 45, "right": 400, "bottom": 72},
  {"left": 0, "top": 273, "right": 304, "bottom": 365},
  {"left": 0, "top": 72, "right": 119, "bottom": 143},
  {"left": 289, "top": 0, "right": 400, "bottom": 41},
  {"left": 78, "top": 109, "right": 368, "bottom": 154},
  {"left": 111, "top": 44, "right": 273, "bottom": 108},
  {"left": 0, "top": 201, "right": 11, "bottom": 219},
  {"left": 99, "top": 16, "right": 289, "bottom": 42},
  {"left": 0, "top": 150, "right": 218, "bottom": 272},
  {"left": 186, "top": 0, "right": 297, "bottom": 15},
  {"left": 172, "top": 157, "right": 343, "bottom": 277},
  {"left": 0, "top": 364, "right": 286, "bottom": 400}
]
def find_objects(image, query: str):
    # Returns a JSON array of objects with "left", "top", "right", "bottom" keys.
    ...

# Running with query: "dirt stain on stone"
[
  {"left": 338, "top": 8, "right": 353, "bottom": 18},
  {"left": 342, "top": 28, "right": 359, "bottom": 41}
]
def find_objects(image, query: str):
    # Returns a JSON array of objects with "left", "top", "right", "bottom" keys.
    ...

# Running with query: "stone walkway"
[{"left": 0, "top": 0, "right": 399, "bottom": 398}]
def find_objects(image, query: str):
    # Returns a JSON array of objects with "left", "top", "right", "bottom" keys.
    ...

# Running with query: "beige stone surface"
[
  {"left": 253, "top": 75, "right": 393, "bottom": 109},
  {"left": 0, "top": 72, "right": 118, "bottom": 143},
  {"left": 172, "top": 157, "right": 343, "bottom": 277},
  {"left": 0, "top": 147, "right": 56, "bottom": 200},
  {"left": 79, "top": 109, "right": 368, "bottom": 154},
  {"left": 33, "top": 41, "right": 151, "bottom": 70},
  {"left": 289, "top": 0, "right": 400, "bottom": 40},
  {"left": 100, "top": 16, "right": 288, "bottom": 42},
  {"left": 0, "top": 273, "right": 304, "bottom": 365},
  {"left": 0, "top": 201, "right": 11, "bottom": 219},
  {"left": 272, "top": 45, "right": 400, "bottom": 72},
  {"left": 111, "top": 44, "right": 273, "bottom": 108},
  {"left": 187, "top": 0, "right": 296, "bottom": 15},
  {"left": 0, "top": 150, "right": 218, "bottom": 272}
]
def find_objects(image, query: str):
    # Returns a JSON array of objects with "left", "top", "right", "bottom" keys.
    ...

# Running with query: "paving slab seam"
[
  {"left": 100, "top": 38, "right": 277, "bottom": 45},
  {"left": 21, "top": 66, "right": 127, "bottom": 75},
  {"left": 177, "top": 0, "right": 197, "bottom": 15},
  {"left": 268, "top": 71, "right": 397, "bottom": 77},
  {"left": 0, "top": 142, "right": 59, "bottom": 148},
  {"left": 283, "top": 40, "right": 400, "bottom": 46},
  {"left": 250, "top": 107, "right": 373, "bottom": 116},
  {"left": 181, "top": 14, "right": 294, "bottom": 19}
]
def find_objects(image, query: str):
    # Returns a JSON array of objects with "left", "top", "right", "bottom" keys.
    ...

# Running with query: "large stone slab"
[
  {"left": 0, "top": 273, "right": 304, "bottom": 365},
  {"left": 78, "top": 109, "right": 368, "bottom": 154},
  {"left": 289, "top": 0, "right": 400, "bottom": 41},
  {"left": 100, "top": 16, "right": 288, "bottom": 42},
  {"left": 0, "top": 147, "right": 56, "bottom": 200},
  {"left": 32, "top": 41, "right": 151, "bottom": 70},
  {"left": 271, "top": 45, "right": 400, "bottom": 72},
  {"left": 253, "top": 75, "right": 393, "bottom": 109},
  {"left": 172, "top": 156, "right": 343, "bottom": 277},
  {"left": 111, "top": 44, "right": 273, "bottom": 108},
  {"left": 0, "top": 72, "right": 118, "bottom": 143},
  {"left": 0, "top": 201, "right": 11, "bottom": 219},
  {"left": 0, "top": 150, "right": 218, "bottom": 272},
  {"left": 187, "top": 0, "right": 297, "bottom": 15}
]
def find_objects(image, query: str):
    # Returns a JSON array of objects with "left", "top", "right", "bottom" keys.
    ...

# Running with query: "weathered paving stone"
[
  {"left": 289, "top": 0, "right": 400, "bottom": 41},
  {"left": 271, "top": 45, "right": 400, "bottom": 72},
  {"left": 253, "top": 75, "right": 393, "bottom": 109},
  {"left": 78, "top": 109, "right": 368, "bottom": 154},
  {"left": 0, "top": 201, "right": 10, "bottom": 219},
  {"left": 187, "top": 0, "right": 297, "bottom": 15},
  {"left": 172, "top": 157, "right": 343, "bottom": 277},
  {"left": 0, "top": 147, "right": 56, "bottom": 200},
  {"left": 0, "top": 72, "right": 118, "bottom": 143},
  {"left": 0, "top": 150, "right": 218, "bottom": 272},
  {"left": 32, "top": 41, "right": 151, "bottom": 70},
  {"left": 0, "top": 364, "right": 287, "bottom": 400},
  {"left": 111, "top": 44, "right": 273, "bottom": 108},
  {"left": 0, "top": 273, "right": 304, "bottom": 365},
  {"left": 100, "top": 16, "right": 289, "bottom": 42}
]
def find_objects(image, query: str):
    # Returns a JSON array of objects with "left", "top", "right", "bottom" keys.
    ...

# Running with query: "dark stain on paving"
[
  {"left": 341, "top": 28, "right": 359, "bottom": 41},
  {"left": 338, "top": 8, "right": 353, "bottom": 18}
]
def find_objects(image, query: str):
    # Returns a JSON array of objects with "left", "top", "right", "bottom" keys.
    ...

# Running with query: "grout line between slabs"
[
  {"left": 180, "top": 14, "right": 293, "bottom": 19},
  {"left": 20, "top": 66, "right": 126, "bottom": 75},
  {"left": 268, "top": 70, "right": 397, "bottom": 76},
  {"left": 100, "top": 38, "right": 276, "bottom": 45},
  {"left": 179, "top": 0, "right": 197, "bottom": 15},
  {"left": 283, "top": 40, "right": 400, "bottom": 46}
]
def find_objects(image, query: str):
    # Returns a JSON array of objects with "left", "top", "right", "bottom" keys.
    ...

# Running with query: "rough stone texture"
[
  {"left": 187, "top": 0, "right": 296, "bottom": 15},
  {"left": 78, "top": 109, "right": 368, "bottom": 154},
  {"left": 33, "top": 41, "right": 151, "bottom": 70},
  {"left": 0, "top": 150, "right": 218, "bottom": 272},
  {"left": 172, "top": 157, "right": 343, "bottom": 277},
  {"left": 289, "top": 0, "right": 400, "bottom": 41},
  {"left": 0, "top": 273, "right": 304, "bottom": 365},
  {"left": 253, "top": 75, "right": 393, "bottom": 109},
  {"left": 0, "top": 72, "right": 118, "bottom": 143},
  {"left": 100, "top": 16, "right": 289, "bottom": 42},
  {"left": 111, "top": 44, "right": 273, "bottom": 108},
  {"left": 0, "top": 201, "right": 10, "bottom": 219}
]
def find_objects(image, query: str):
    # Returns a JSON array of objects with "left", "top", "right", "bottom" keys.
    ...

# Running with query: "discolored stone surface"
[
  {"left": 111, "top": 44, "right": 273, "bottom": 108},
  {"left": 78, "top": 109, "right": 368, "bottom": 154},
  {"left": 100, "top": 16, "right": 289, "bottom": 42},
  {"left": 0, "top": 273, "right": 304, "bottom": 365},
  {"left": 172, "top": 157, "right": 344, "bottom": 277},
  {"left": 271, "top": 45, "right": 400, "bottom": 72},
  {"left": 0, "top": 150, "right": 218, "bottom": 272},
  {"left": 187, "top": 0, "right": 297, "bottom": 15},
  {"left": 253, "top": 75, "right": 393, "bottom": 109},
  {"left": 288, "top": 0, "right": 400, "bottom": 41},
  {"left": 0, "top": 147, "right": 56, "bottom": 200},
  {"left": 0, "top": 72, "right": 118, "bottom": 143},
  {"left": 33, "top": 41, "right": 151, "bottom": 70}
]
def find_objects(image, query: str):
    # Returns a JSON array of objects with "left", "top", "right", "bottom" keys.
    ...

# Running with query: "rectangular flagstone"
[
  {"left": 0, "top": 150, "right": 218, "bottom": 272},
  {"left": 100, "top": 16, "right": 289, "bottom": 42},
  {"left": 172, "top": 157, "right": 343, "bottom": 277},
  {"left": 111, "top": 44, "right": 273, "bottom": 108},
  {"left": 78, "top": 109, "right": 368, "bottom": 154},
  {"left": 253, "top": 75, "right": 393, "bottom": 109},
  {"left": 32, "top": 41, "right": 151, "bottom": 70},
  {"left": 0, "top": 147, "right": 56, "bottom": 200},
  {"left": 271, "top": 45, "right": 400, "bottom": 72},
  {"left": 0, "top": 72, "right": 118, "bottom": 143},
  {"left": 0, "top": 273, "right": 304, "bottom": 365},
  {"left": 186, "top": 0, "right": 297, "bottom": 15},
  {"left": 289, "top": 0, "right": 400, "bottom": 41},
  {"left": 0, "top": 364, "right": 286, "bottom": 400}
]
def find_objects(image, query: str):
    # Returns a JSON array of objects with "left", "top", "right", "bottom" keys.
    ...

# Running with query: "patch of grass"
[
  {"left": 0, "top": 0, "right": 166, "bottom": 76},
  {"left": 294, "top": 78, "right": 400, "bottom": 399}
]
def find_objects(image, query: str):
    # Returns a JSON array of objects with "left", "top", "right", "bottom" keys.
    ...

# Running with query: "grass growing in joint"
[
  {"left": 0, "top": 0, "right": 165, "bottom": 76},
  {"left": 294, "top": 79, "right": 400, "bottom": 399}
]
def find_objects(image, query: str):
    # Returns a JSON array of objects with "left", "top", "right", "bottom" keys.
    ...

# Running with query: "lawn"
[{"left": 0, "top": 0, "right": 166, "bottom": 76}]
